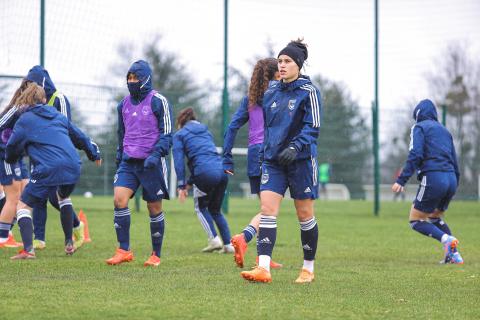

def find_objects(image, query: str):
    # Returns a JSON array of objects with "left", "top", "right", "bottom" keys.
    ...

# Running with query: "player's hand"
[
  {"left": 278, "top": 146, "right": 297, "bottom": 166},
  {"left": 391, "top": 182, "right": 404, "bottom": 193},
  {"left": 178, "top": 188, "right": 188, "bottom": 203},
  {"left": 95, "top": 159, "right": 102, "bottom": 167},
  {"left": 225, "top": 170, "right": 234, "bottom": 176}
]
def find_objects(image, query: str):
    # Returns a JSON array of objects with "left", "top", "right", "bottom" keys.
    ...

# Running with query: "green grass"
[{"left": 1, "top": 198, "right": 479, "bottom": 319}]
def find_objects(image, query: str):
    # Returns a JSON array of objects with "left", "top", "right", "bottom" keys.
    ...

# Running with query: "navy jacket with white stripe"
[
  {"left": 173, "top": 120, "right": 222, "bottom": 189},
  {"left": 26, "top": 65, "right": 72, "bottom": 120},
  {"left": 261, "top": 76, "right": 322, "bottom": 162},
  {"left": 116, "top": 61, "right": 173, "bottom": 163},
  {"left": 396, "top": 99, "right": 460, "bottom": 186}
]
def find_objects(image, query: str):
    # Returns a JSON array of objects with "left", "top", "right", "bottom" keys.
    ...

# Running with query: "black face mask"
[{"left": 127, "top": 81, "right": 142, "bottom": 98}]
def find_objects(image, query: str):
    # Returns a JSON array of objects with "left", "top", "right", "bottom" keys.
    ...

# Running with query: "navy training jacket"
[
  {"left": 261, "top": 76, "right": 322, "bottom": 162},
  {"left": 173, "top": 120, "right": 222, "bottom": 189},
  {"left": 396, "top": 99, "right": 460, "bottom": 186},
  {"left": 6, "top": 104, "right": 100, "bottom": 186}
]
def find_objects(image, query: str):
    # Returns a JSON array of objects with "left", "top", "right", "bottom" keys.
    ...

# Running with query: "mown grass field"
[{"left": 1, "top": 197, "right": 479, "bottom": 319}]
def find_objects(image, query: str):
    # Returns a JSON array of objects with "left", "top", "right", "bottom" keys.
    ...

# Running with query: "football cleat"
[
  {"left": 65, "top": 240, "right": 76, "bottom": 256},
  {"left": 0, "top": 232, "right": 22, "bottom": 248},
  {"left": 106, "top": 248, "right": 134, "bottom": 265},
  {"left": 218, "top": 244, "right": 235, "bottom": 254},
  {"left": 241, "top": 266, "right": 272, "bottom": 283},
  {"left": 10, "top": 249, "right": 36, "bottom": 260},
  {"left": 33, "top": 239, "right": 46, "bottom": 250},
  {"left": 294, "top": 268, "right": 315, "bottom": 284},
  {"left": 231, "top": 234, "right": 248, "bottom": 268},
  {"left": 73, "top": 221, "right": 85, "bottom": 249},
  {"left": 449, "top": 252, "right": 464, "bottom": 265},
  {"left": 144, "top": 253, "right": 161, "bottom": 267},
  {"left": 202, "top": 235, "right": 223, "bottom": 252}
]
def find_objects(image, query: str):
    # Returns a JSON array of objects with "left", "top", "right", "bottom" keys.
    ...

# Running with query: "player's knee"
[
  {"left": 296, "top": 208, "right": 313, "bottom": 221},
  {"left": 114, "top": 196, "right": 128, "bottom": 208},
  {"left": 147, "top": 201, "right": 162, "bottom": 214},
  {"left": 260, "top": 203, "right": 277, "bottom": 216}
]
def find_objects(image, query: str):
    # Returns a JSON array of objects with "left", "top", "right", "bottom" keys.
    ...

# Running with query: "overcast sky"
[{"left": 1, "top": 0, "right": 479, "bottom": 111}]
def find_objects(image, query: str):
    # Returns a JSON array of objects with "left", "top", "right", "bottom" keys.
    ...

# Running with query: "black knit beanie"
[{"left": 277, "top": 41, "right": 308, "bottom": 69}]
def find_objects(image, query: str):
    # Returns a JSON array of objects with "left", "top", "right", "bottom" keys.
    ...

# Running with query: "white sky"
[{"left": 1, "top": 0, "right": 479, "bottom": 111}]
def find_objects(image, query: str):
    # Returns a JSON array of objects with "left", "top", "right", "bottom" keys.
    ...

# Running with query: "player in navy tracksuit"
[
  {"left": 2, "top": 83, "right": 101, "bottom": 259},
  {"left": 24, "top": 65, "right": 86, "bottom": 250},
  {"left": 106, "top": 60, "right": 172, "bottom": 267},
  {"left": 173, "top": 107, "right": 233, "bottom": 253},
  {"left": 392, "top": 99, "right": 463, "bottom": 264},
  {"left": 223, "top": 58, "right": 283, "bottom": 268},
  {"left": 241, "top": 39, "right": 322, "bottom": 283}
]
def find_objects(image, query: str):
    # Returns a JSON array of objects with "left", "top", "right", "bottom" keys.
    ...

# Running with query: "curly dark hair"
[
  {"left": 247, "top": 58, "right": 278, "bottom": 109},
  {"left": 176, "top": 107, "right": 197, "bottom": 129}
]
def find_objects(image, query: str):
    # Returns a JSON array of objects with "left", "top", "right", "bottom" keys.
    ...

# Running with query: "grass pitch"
[{"left": 1, "top": 197, "right": 479, "bottom": 319}]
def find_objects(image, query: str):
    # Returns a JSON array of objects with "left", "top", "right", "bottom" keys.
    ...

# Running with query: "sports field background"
[{"left": 1, "top": 197, "right": 478, "bottom": 319}]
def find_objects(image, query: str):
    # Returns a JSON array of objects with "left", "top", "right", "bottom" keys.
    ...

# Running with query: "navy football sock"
[
  {"left": 410, "top": 220, "right": 445, "bottom": 242},
  {"left": 114, "top": 207, "right": 131, "bottom": 251},
  {"left": 0, "top": 222, "right": 11, "bottom": 239},
  {"left": 257, "top": 215, "right": 277, "bottom": 257},
  {"left": 211, "top": 212, "right": 231, "bottom": 244},
  {"left": 242, "top": 224, "right": 257, "bottom": 243},
  {"left": 300, "top": 217, "right": 318, "bottom": 261},
  {"left": 33, "top": 203, "right": 47, "bottom": 241},
  {"left": 59, "top": 198, "right": 74, "bottom": 242},
  {"left": 0, "top": 191, "right": 5, "bottom": 212},
  {"left": 150, "top": 212, "right": 165, "bottom": 257},
  {"left": 428, "top": 218, "right": 452, "bottom": 236},
  {"left": 17, "top": 209, "right": 34, "bottom": 252}
]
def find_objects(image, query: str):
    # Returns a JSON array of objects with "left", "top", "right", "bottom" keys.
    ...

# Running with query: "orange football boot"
[
  {"left": 241, "top": 266, "right": 272, "bottom": 283},
  {"left": 0, "top": 232, "right": 23, "bottom": 248},
  {"left": 231, "top": 234, "right": 248, "bottom": 268},
  {"left": 144, "top": 253, "right": 161, "bottom": 267},
  {"left": 106, "top": 248, "right": 134, "bottom": 265},
  {"left": 294, "top": 269, "right": 315, "bottom": 283}
]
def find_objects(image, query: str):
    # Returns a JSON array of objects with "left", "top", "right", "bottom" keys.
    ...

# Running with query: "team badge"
[
  {"left": 261, "top": 173, "right": 269, "bottom": 184},
  {"left": 142, "top": 105, "right": 150, "bottom": 115},
  {"left": 270, "top": 102, "right": 277, "bottom": 109},
  {"left": 14, "top": 167, "right": 21, "bottom": 176},
  {"left": 288, "top": 99, "right": 296, "bottom": 110}
]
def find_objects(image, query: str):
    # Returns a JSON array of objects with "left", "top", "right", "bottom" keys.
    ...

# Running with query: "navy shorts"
[
  {"left": 413, "top": 171, "right": 457, "bottom": 213},
  {"left": 21, "top": 183, "right": 76, "bottom": 208},
  {"left": 0, "top": 159, "right": 23, "bottom": 185},
  {"left": 260, "top": 157, "right": 319, "bottom": 200},
  {"left": 114, "top": 158, "right": 169, "bottom": 202},
  {"left": 249, "top": 176, "right": 260, "bottom": 195}
]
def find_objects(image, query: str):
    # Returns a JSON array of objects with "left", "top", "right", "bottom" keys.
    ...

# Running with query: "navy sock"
[
  {"left": 10, "top": 218, "right": 16, "bottom": 230},
  {"left": 300, "top": 217, "right": 318, "bottom": 261},
  {"left": 0, "top": 222, "right": 11, "bottom": 239},
  {"left": 410, "top": 220, "right": 445, "bottom": 242},
  {"left": 150, "top": 212, "right": 165, "bottom": 257},
  {"left": 73, "top": 211, "right": 80, "bottom": 228},
  {"left": 59, "top": 198, "right": 74, "bottom": 242},
  {"left": 257, "top": 215, "right": 277, "bottom": 257},
  {"left": 211, "top": 212, "right": 231, "bottom": 244},
  {"left": 0, "top": 192, "right": 5, "bottom": 212},
  {"left": 17, "top": 209, "right": 34, "bottom": 252},
  {"left": 194, "top": 200, "right": 217, "bottom": 238},
  {"left": 428, "top": 218, "right": 452, "bottom": 235},
  {"left": 242, "top": 224, "right": 257, "bottom": 243},
  {"left": 33, "top": 203, "right": 47, "bottom": 241},
  {"left": 114, "top": 207, "right": 131, "bottom": 251}
]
